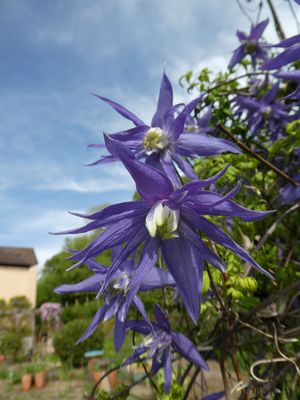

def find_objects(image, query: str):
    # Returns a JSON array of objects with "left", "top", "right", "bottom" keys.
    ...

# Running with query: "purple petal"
[
  {"left": 228, "top": 46, "right": 246, "bottom": 69},
  {"left": 114, "top": 316, "right": 126, "bottom": 353},
  {"left": 163, "top": 350, "right": 172, "bottom": 393},
  {"left": 171, "top": 332, "right": 208, "bottom": 370},
  {"left": 68, "top": 216, "right": 146, "bottom": 269},
  {"left": 177, "top": 133, "right": 240, "bottom": 157},
  {"left": 197, "top": 105, "right": 212, "bottom": 128},
  {"left": 250, "top": 19, "right": 269, "bottom": 39},
  {"left": 125, "top": 320, "right": 153, "bottom": 335},
  {"left": 76, "top": 305, "right": 108, "bottom": 343},
  {"left": 106, "top": 135, "right": 174, "bottom": 202},
  {"left": 128, "top": 239, "right": 158, "bottom": 289},
  {"left": 193, "top": 215, "right": 273, "bottom": 279},
  {"left": 262, "top": 45, "right": 300, "bottom": 69},
  {"left": 236, "top": 30, "right": 247, "bottom": 42},
  {"left": 140, "top": 267, "right": 175, "bottom": 291},
  {"left": 70, "top": 201, "right": 149, "bottom": 221},
  {"left": 171, "top": 97, "right": 201, "bottom": 139},
  {"left": 172, "top": 152, "right": 198, "bottom": 180},
  {"left": 187, "top": 191, "right": 274, "bottom": 221},
  {"left": 177, "top": 164, "right": 230, "bottom": 195},
  {"left": 276, "top": 70, "right": 300, "bottom": 83},
  {"left": 92, "top": 93, "right": 145, "bottom": 126},
  {"left": 123, "top": 346, "right": 147, "bottom": 366},
  {"left": 262, "top": 82, "right": 279, "bottom": 103},
  {"left": 151, "top": 72, "right": 173, "bottom": 128},
  {"left": 107, "top": 126, "right": 149, "bottom": 144},
  {"left": 54, "top": 274, "right": 104, "bottom": 294},
  {"left": 179, "top": 218, "right": 225, "bottom": 271},
  {"left": 162, "top": 236, "right": 202, "bottom": 323},
  {"left": 273, "top": 34, "right": 300, "bottom": 48},
  {"left": 154, "top": 304, "right": 171, "bottom": 331},
  {"left": 202, "top": 392, "right": 225, "bottom": 400},
  {"left": 97, "top": 224, "right": 148, "bottom": 294}
]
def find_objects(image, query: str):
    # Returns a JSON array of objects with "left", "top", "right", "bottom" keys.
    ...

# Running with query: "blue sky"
[{"left": 0, "top": 0, "right": 299, "bottom": 270}]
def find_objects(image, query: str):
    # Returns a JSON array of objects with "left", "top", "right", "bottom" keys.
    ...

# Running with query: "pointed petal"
[
  {"left": 188, "top": 191, "right": 274, "bottom": 221},
  {"left": 92, "top": 93, "right": 145, "bottom": 126},
  {"left": 171, "top": 332, "right": 208, "bottom": 370},
  {"left": 114, "top": 317, "right": 126, "bottom": 352},
  {"left": 98, "top": 224, "right": 148, "bottom": 295},
  {"left": 151, "top": 72, "right": 173, "bottom": 128},
  {"left": 193, "top": 215, "right": 273, "bottom": 279},
  {"left": 177, "top": 165, "right": 230, "bottom": 195},
  {"left": 76, "top": 306, "right": 107, "bottom": 343},
  {"left": 125, "top": 320, "right": 153, "bottom": 335},
  {"left": 162, "top": 236, "right": 202, "bottom": 323},
  {"left": 108, "top": 126, "right": 149, "bottom": 143},
  {"left": 179, "top": 218, "right": 225, "bottom": 271},
  {"left": 54, "top": 274, "right": 104, "bottom": 294},
  {"left": 154, "top": 304, "right": 171, "bottom": 331},
  {"left": 202, "top": 392, "right": 225, "bottom": 400},
  {"left": 129, "top": 239, "right": 158, "bottom": 289},
  {"left": 197, "top": 105, "right": 212, "bottom": 128},
  {"left": 262, "top": 45, "right": 300, "bottom": 69},
  {"left": 105, "top": 135, "right": 174, "bottom": 202},
  {"left": 70, "top": 201, "right": 149, "bottom": 221},
  {"left": 228, "top": 46, "right": 246, "bottom": 69},
  {"left": 123, "top": 346, "right": 147, "bottom": 366},
  {"left": 273, "top": 34, "right": 300, "bottom": 48},
  {"left": 172, "top": 152, "right": 198, "bottom": 180},
  {"left": 140, "top": 267, "right": 175, "bottom": 291},
  {"left": 68, "top": 216, "right": 146, "bottom": 269},
  {"left": 171, "top": 98, "right": 201, "bottom": 139},
  {"left": 177, "top": 133, "right": 240, "bottom": 157},
  {"left": 262, "top": 82, "right": 279, "bottom": 103},
  {"left": 251, "top": 19, "right": 269, "bottom": 39},
  {"left": 163, "top": 350, "right": 172, "bottom": 393}
]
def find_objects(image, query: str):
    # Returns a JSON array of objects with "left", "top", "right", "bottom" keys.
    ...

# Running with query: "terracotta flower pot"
[
  {"left": 108, "top": 370, "right": 118, "bottom": 390},
  {"left": 93, "top": 370, "right": 102, "bottom": 384},
  {"left": 21, "top": 373, "right": 32, "bottom": 391},
  {"left": 35, "top": 371, "right": 46, "bottom": 389},
  {"left": 0, "top": 354, "right": 6, "bottom": 362}
]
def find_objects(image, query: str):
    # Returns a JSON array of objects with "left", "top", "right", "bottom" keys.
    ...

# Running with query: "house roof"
[{"left": 0, "top": 247, "right": 37, "bottom": 267}]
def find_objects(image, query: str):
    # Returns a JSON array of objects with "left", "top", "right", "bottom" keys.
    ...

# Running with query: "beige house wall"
[{"left": 0, "top": 265, "right": 37, "bottom": 308}]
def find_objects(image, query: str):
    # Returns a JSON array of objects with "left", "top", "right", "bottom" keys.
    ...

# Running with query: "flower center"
[
  {"left": 143, "top": 127, "right": 169, "bottom": 154},
  {"left": 245, "top": 40, "right": 257, "bottom": 54},
  {"left": 262, "top": 106, "right": 272, "bottom": 119},
  {"left": 146, "top": 201, "right": 180, "bottom": 239},
  {"left": 106, "top": 272, "right": 130, "bottom": 296}
]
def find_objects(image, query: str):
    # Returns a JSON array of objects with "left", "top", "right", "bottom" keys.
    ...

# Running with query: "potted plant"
[
  {"left": 92, "top": 363, "right": 102, "bottom": 384},
  {"left": 21, "top": 365, "right": 34, "bottom": 392},
  {"left": 33, "top": 364, "right": 46, "bottom": 389}
]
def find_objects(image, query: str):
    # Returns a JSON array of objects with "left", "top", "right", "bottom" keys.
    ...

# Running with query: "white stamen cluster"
[
  {"left": 146, "top": 201, "right": 180, "bottom": 239},
  {"left": 143, "top": 127, "right": 169, "bottom": 154}
]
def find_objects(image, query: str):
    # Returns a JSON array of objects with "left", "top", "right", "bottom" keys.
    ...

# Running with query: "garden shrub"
[
  {"left": 0, "top": 331, "right": 22, "bottom": 361},
  {"left": 8, "top": 296, "right": 31, "bottom": 309},
  {"left": 61, "top": 301, "right": 100, "bottom": 324},
  {"left": 53, "top": 319, "right": 104, "bottom": 367}
]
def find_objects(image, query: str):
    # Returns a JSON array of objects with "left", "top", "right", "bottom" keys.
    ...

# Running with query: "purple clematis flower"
[
  {"left": 53, "top": 137, "right": 273, "bottom": 324},
  {"left": 276, "top": 70, "right": 300, "bottom": 99},
  {"left": 262, "top": 34, "right": 300, "bottom": 70},
  {"left": 54, "top": 246, "right": 175, "bottom": 350},
  {"left": 123, "top": 305, "right": 208, "bottom": 393},
  {"left": 235, "top": 82, "right": 291, "bottom": 140},
  {"left": 228, "top": 19, "right": 269, "bottom": 69},
  {"left": 89, "top": 73, "right": 239, "bottom": 185}
]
